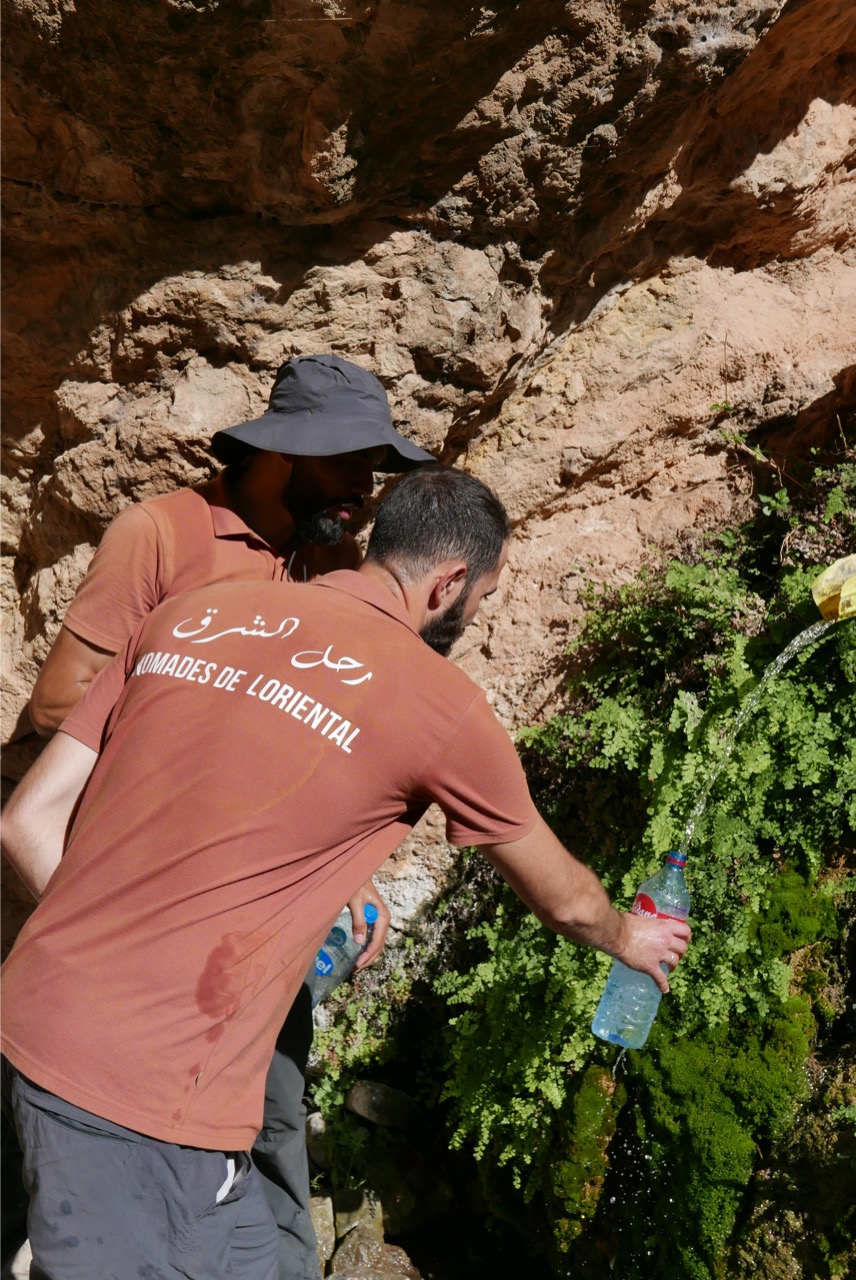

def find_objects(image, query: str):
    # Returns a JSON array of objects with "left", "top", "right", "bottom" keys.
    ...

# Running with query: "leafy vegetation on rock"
[
  {"left": 433, "top": 450, "right": 855, "bottom": 1275},
  {"left": 310, "top": 450, "right": 855, "bottom": 1278}
]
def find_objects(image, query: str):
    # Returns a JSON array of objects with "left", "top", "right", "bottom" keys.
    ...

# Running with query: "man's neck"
[
  {"left": 357, "top": 561, "right": 429, "bottom": 632},
  {"left": 217, "top": 466, "right": 299, "bottom": 557}
]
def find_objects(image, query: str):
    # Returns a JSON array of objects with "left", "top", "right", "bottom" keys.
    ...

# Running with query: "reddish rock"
[{"left": 2, "top": 0, "right": 854, "bottom": 950}]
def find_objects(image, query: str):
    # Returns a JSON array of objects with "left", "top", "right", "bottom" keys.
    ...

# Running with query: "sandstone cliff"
[{"left": 3, "top": 0, "right": 855, "bottom": 924}]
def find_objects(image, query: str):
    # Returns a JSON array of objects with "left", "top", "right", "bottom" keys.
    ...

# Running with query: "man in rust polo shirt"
[
  {"left": 23, "top": 353, "right": 436, "bottom": 1280},
  {"left": 1, "top": 466, "right": 691, "bottom": 1280}
]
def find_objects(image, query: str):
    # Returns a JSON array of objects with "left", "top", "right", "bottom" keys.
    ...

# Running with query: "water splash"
[{"left": 678, "top": 619, "right": 835, "bottom": 858}]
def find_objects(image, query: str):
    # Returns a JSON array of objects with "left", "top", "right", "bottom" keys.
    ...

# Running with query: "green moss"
[
  {"left": 623, "top": 998, "right": 813, "bottom": 1276},
  {"left": 551, "top": 1066, "right": 625, "bottom": 1244},
  {"left": 727, "top": 1050, "right": 856, "bottom": 1280},
  {"left": 753, "top": 870, "right": 838, "bottom": 954}
]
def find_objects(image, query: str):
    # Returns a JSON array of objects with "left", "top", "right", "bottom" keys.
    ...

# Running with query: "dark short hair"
[{"left": 365, "top": 466, "right": 510, "bottom": 585}]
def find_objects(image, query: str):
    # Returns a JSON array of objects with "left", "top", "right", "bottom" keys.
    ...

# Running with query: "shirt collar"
[
  {"left": 203, "top": 474, "right": 274, "bottom": 547},
  {"left": 310, "top": 570, "right": 418, "bottom": 635}
]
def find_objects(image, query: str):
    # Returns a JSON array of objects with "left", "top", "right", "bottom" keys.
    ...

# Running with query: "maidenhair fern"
[{"left": 435, "top": 454, "right": 855, "bottom": 1276}]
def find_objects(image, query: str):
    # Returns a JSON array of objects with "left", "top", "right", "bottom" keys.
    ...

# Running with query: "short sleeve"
[
  {"left": 421, "top": 692, "right": 539, "bottom": 847},
  {"left": 61, "top": 623, "right": 144, "bottom": 753},
  {"left": 63, "top": 505, "right": 166, "bottom": 652}
]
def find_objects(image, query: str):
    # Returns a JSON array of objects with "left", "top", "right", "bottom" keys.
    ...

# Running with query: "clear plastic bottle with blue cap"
[
  {"left": 591, "top": 851, "right": 691, "bottom": 1049},
  {"left": 310, "top": 903, "right": 379, "bottom": 1007}
]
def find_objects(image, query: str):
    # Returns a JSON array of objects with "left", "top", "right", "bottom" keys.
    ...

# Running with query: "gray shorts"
[{"left": 2, "top": 1062, "right": 278, "bottom": 1280}]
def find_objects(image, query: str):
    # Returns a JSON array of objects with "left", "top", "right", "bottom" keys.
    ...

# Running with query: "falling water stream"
[
  {"left": 611, "top": 1047, "right": 627, "bottom": 1080},
  {"left": 676, "top": 617, "right": 835, "bottom": 858},
  {"left": 604, "top": 618, "right": 838, "bottom": 1076},
  {"left": 601, "top": 617, "right": 841, "bottom": 1270}
]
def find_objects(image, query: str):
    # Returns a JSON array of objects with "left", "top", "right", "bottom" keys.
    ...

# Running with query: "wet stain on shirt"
[{"left": 195, "top": 935, "right": 244, "bottom": 1023}]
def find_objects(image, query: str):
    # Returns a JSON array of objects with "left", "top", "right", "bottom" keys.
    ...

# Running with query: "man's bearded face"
[
  {"left": 419, "top": 591, "right": 468, "bottom": 657},
  {"left": 288, "top": 448, "right": 386, "bottom": 545},
  {"left": 418, "top": 545, "right": 508, "bottom": 657}
]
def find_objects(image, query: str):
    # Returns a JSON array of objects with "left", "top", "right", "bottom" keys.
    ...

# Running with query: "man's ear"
[{"left": 426, "top": 562, "right": 467, "bottom": 612}]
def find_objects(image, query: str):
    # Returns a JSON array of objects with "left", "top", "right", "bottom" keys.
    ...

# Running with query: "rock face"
[{"left": 2, "top": 0, "right": 855, "bottom": 926}]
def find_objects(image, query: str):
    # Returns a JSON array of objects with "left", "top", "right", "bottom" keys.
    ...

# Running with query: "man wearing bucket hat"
[
  {"left": 24, "top": 353, "right": 436, "bottom": 1280},
  {"left": 31, "top": 354, "right": 434, "bottom": 734}
]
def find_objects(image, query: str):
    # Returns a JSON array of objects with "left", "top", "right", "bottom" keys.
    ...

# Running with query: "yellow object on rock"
[{"left": 811, "top": 555, "right": 856, "bottom": 620}]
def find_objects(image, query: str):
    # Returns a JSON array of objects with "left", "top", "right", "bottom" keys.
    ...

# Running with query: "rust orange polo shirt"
[
  {"left": 63, "top": 475, "right": 360, "bottom": 652},
  {"left": 2, "top": 571, "right": 538, "bottom": 1150}
]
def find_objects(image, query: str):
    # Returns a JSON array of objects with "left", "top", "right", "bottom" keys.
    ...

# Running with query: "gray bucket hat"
[{"left": 211, "top": 354, "right": 435, "bottom": 473}]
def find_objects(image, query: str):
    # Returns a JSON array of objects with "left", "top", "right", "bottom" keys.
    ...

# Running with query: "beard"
[
  {"left": 419, "top": 591, "right": 468, "bottom": 657},
  {"left": 294, "top": 509, "right": 349, "bottom": 546}
]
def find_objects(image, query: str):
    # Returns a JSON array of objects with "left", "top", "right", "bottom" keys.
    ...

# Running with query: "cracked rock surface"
[{"left": 3, "top": 0, "right": 855, "bottom": 936}]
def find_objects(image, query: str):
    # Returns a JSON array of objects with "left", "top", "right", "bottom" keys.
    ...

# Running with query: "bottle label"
[
  {"left": 315, "top": 948, "right": 335, "bottom": 977},
  {"left": 632, "top": 893, "right": 685, "bottom": 923},
  {"left": 328, "top": 926, "right": 347, "bottom": 946}
]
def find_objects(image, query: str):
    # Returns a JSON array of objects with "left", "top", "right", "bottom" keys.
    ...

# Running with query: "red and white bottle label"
[{"left": 632, "top": 893, "right": 685, "bottom": 923}]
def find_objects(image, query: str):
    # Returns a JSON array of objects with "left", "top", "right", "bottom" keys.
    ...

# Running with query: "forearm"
[
  {"left": 481, "top": 817, "right": 690, "bottom": 987},
  {"left": 484, "top": 820, "right": 626, "bottom": 952},
  {"left": 1, "top": 817, "right": 64, "bottom": 901},
  {"left": 1, "top": 732, "right": 99, "bottom": 899},
  {"left": 541, "top": 871, "right": 628, "bottom": 956}
]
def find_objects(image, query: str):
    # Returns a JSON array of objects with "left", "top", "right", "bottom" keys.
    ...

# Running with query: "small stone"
[
  {"left": 331, "top": 1225, "right": 385, "bottom": 1272},
  {"left": 333, "top": 1187, "right": 384, "bottom": 1242},
  {"left": 345, "top": 1081, "right": 420, "bottom": 1129},
  {"left": 310, "top": 1195, "right": 336, "bottom": 1264},
  {"left": 330, "top": 1225, "right": 422, "bottom": 1278},
  {"left": 306, "top": 1110, "right": 332, "bottom": 1170}
]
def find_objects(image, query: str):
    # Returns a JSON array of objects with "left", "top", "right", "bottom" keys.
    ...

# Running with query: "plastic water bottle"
[
  {"left": 591, "top": 852, "right": 691, "bottom": 1049},
  {"left": 311, "top": 904, "right": 379, "bottom": 1007}
]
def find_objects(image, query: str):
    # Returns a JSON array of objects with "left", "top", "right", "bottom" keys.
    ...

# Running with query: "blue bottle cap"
[
  {"left": 364, "top": 904, "right": 380, "bottom": 923},
  {"left": 667, "top": 851, "right": 687, "bottom": 866}
]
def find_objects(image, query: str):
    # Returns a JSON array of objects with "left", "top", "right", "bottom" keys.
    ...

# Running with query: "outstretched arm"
[
  {"left": 481, "top": 816, "right": 690, "bottom": 992},
  {"left": 1, "top": 732, "right": 99, "bottom": 899},
  {"left": 29, "top": 627, "right": 116, "bottom": 737}
]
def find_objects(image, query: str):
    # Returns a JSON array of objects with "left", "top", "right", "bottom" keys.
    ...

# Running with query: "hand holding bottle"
[
  {"left": 613, "top": 912, "right": 691, "bottom": 993},
  {"left": 592, "top": 851, "right": 692, "bottom": 1049},
  {"left": 311, "top": 903, "right": 381, "bottom": 1008},
  {"left": 346, "top": 885, "right": 391, "bottom": 970}
]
